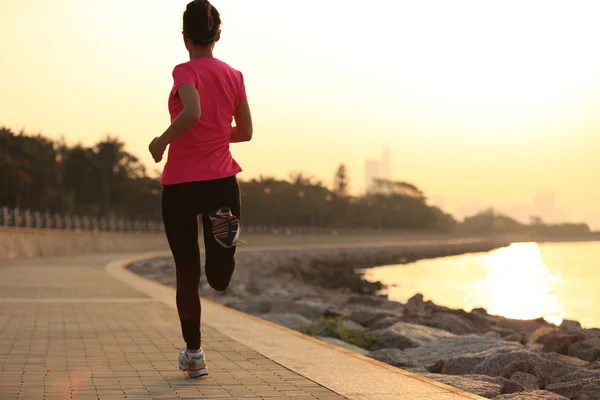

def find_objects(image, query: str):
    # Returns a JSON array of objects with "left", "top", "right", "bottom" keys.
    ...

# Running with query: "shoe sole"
[
  {"left": 188, "top": 368, "right": 209, "bottom": 378},
  {"left": 179, "top": 363, "right": 209, "bottom": 378},
  {"left": 215, "top": 226, "right": 241, "bottom": 249}
]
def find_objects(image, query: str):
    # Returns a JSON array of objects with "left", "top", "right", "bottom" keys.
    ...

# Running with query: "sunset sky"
[{"left": 1, "top": 0, "right": 599, "bottom": 228}]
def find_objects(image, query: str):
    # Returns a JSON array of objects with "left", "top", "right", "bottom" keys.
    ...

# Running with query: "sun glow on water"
[{"left": 471, "top": 243, "right": 565, "bottom": 325}]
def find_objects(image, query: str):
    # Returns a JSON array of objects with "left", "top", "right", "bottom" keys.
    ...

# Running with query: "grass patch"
[{"left": 297, "top": 316, "right": 380, "bottom": 351}]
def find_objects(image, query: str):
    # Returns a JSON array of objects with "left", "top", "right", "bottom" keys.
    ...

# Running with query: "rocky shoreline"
[{"left": 129, "top": 241, "right": 600, "bottom": 400}]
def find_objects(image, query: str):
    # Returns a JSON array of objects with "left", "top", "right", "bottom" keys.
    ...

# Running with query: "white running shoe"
[{"left": 178, "top": 348, "right": 208, "bottom": 378}]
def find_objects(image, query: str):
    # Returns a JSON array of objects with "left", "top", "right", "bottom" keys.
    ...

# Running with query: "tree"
[{"left": 333, "top": 163, "right": 349, "bottom": 198}]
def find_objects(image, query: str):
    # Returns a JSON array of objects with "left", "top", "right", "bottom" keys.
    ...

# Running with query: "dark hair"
[{"left": 183, "top": 0, "right": 221, "bottom": 46}]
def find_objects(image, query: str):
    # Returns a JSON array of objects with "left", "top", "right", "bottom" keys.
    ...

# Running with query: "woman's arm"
[
  {"left": 230, "top": 99, "right": 253, "bottom": 143},
  {"left": 158, "top": 84, "right": 201, "bottom": 146},
  {"left": 149, "top": 84, "right": 200, "bottom": 162}
]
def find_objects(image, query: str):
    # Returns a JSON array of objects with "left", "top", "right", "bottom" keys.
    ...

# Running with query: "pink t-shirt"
[{"left": 160, "top": 57, "right": 245, "bottom": 185}]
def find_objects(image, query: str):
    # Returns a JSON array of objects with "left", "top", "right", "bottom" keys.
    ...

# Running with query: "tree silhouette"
[
  {"left": 334, "top": 163, "right": 349, "bottom": 198},
  {"left": 0, "top": 125, "right": 592, "bottom": 236}
]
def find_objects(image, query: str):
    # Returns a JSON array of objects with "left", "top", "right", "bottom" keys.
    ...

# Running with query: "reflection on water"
[
  {"left": 363, "top": 242, "right": 585, "bottom": 326},
  {"left": 474, "top": 243, "right": 564, "bottom": 325}
]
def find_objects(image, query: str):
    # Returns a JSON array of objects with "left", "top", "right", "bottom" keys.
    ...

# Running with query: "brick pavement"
[{"left": 0, "top": 255, "right": 346, "bottom": 400}]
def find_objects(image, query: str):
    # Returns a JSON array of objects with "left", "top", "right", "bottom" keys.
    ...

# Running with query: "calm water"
[{"left": 364, "top": 242, "right": 600, "bottom": 328}]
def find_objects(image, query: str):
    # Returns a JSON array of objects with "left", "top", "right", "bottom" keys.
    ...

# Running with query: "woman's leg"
[
  {"left": 202, "top": 176, "right": 241, "bottom": 291},
  {"left": 162, "top": 184, "right": 202, "bottom": 350}
]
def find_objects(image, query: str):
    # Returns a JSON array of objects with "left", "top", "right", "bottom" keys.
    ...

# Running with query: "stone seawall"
[{"left": 0, "top": 228, "right": 169, "bottom": 260}]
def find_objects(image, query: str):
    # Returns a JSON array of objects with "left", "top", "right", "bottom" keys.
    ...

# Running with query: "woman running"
[{"left": 148, "top": 0, "right": 253, "bottom": 378}]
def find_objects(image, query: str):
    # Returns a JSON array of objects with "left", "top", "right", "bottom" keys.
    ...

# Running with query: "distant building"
[
  {"left": 365, "top": 160, "right": 380, "bottom": 193},
  {"left": 365, "top": 146, "right": 391, "bottom": 193}
]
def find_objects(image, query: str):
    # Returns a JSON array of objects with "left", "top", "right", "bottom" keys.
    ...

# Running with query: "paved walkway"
[{"left": 0, "top": 253, "right": 483, "bottom": 400}]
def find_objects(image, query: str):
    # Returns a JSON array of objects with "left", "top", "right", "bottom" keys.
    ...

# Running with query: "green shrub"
[{"left": 297, "top": 316, "right": 380, "bottom": 351}]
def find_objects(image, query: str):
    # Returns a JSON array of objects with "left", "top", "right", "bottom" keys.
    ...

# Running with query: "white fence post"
[
  {"left": 24, "top": 210, "right": 31, "bottom": 228},
  {"left": 44, "top": 211, "right": 51, "bottom": 229}
]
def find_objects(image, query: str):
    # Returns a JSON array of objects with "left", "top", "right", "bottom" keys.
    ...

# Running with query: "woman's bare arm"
[
  {"left": 230, "top": 99, "right": 253, "bottom": 143},
  {"left": 158, "top": 84, "right": 201, "bottom": 147}
]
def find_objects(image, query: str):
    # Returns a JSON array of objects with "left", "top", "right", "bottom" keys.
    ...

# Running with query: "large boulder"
[
  {"left": 584, "top": 328, "right": 600, "bottom": 339},
  {"left": 528, "top": 327, "right": 558, "bottom": 345},
  {"left": 405, "top": 294, "right": 427, "bottom": 317},
  {"left": 545, "top": 377, "right": 600, "bottom": 399},
  {"left": 366, "top": 348, "right": 417, "bottom": 368},
  {"left": 345, "top": 309, "right": 402, "bottom": 328},
  {"left": 431, "top": 348, "right": 600, "bottom": 387},
  {"left": 542, "top": 331, "right": 587, "bottom": 355},
  {"left": 401, "top": 311, "right": 487, "bottom": 335},
  {"left": 560, "top": 319, "right": 583, "bottom": 332},
  {"left": 542, "top": 352, "right": 589, "bottom": 368},
  {"left": 568, "top": 338, "right": 600, "bottom": 362},
  {"left": 376, "top": 329, "right": 420, "bottom": 351},
  {"left": 421, "top": 374, "right": 506, "bottom": 398},
  {"left": 469, "top": 309, "right": 551, "bottom": 338},
  {"left": 373, "top": 322, "right": 455, "bottom": 348},
  {"left": 429, "top": 312, "right": 488, "bottom": 335},
  {"left": 365, "top": 316, "right": 402, "bottom": 332},
  {"left": 344, "top": 294, "right": 387, "bottom": 308},
  {"left": 509, "top": 372, "right": 542, "bottom": 391},
  {"left": 409, "top": 333, "right": 522, "bottom": 370}
]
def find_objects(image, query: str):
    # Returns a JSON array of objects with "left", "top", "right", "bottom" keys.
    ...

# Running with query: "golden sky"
[{"left": 1, "top": 0, "right": 600, "bottom": 228}]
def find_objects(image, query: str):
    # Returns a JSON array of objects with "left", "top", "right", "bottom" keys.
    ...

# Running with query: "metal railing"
[
  {"left": 0, "top": 206, "right": 336, "bottom": 235},
  {"left": 0, "top": 206, "right": 164, "bottom": 233}
]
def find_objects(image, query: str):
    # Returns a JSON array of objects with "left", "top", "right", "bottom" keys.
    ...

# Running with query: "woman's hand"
[{"left": 149, "top": 137, "right": 167, "bottom": 163}]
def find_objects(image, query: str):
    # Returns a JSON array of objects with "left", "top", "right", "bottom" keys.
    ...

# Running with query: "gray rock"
[
  {"left": 561, "top": 319, "right": 583, "bottom": 332},
  {"left": 546, "top": 377, "right": 600, "bottom": 399},
  {"left": 365, "top": 316, "right": 402, "bottom": 332},
  {"left": 409, "top": 332, "right": 522, "bottom": 370},
  {"left": 344, "top": 294, "right": 385, "bottom": 307},
  {"left": 434, "top": 348, "right": 600, "bottom": 390},
  {"left": 569, "top": 338, "right": 600, "bottom": 362},
  {"left": 315, "top": 336, "right": 369, "bottom": 355},
  {"left": 542, "top": 352, "right": 590, "bottom": 368},
  {"left": 421, "top": 374, "right": 505, "bottom": 398},
  {"left": 509, "top": 371, "right": 542, "bottom": 391},
  {"left": 405, "top": 293, "right": 427, "bottom": 317},
  {"left": 584, "top": 328, "right": 600, "bottom": 339},
  {"left": 494, "top": 391, "right": 569, "bottom": 399},
  {"left": 543, "top": 331, "right": 587, "bottom": 355},
  {"left": 340, "top": 319, "right": 366, "bottom": 333},
  {"left": 588, "top": 362, "right": 600, "bottom": 370},
  {"left": 367, "top": 348, "right": 417, "bottom": 368},
  {"left": 256, "top": 313, "right": 311, "bottom": 329},
  {"left": 346, "top": 309, "right": 401, "bottom": 328},
  {"left": 374, "top": 322, "right": 455, "bottom": 348},
  {"left": 428, "top": 312, "right": 486, "bottom": 335},
  {"left": 528, "top": 326, "right": 558, "bottom": 345},
  {"left": 376, "top": 329, "right": 419, "bottom": 350},
  {"left": 504, "top": 332, "right": 529, "bottom": 345}
]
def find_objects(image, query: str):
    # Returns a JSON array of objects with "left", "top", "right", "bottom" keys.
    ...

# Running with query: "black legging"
[{"left": 161, "top": 175, "right": 241, "bottom": 350}]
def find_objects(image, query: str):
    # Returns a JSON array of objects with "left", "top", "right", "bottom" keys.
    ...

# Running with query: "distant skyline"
[
  {"left": 440, "top": 191, "right": 580, "bottom": 227},
  {"left": 364, "top": 146, "right": 391, "bottom": 193},
  {"left": 2, "top": 0, "right": 600, "bottom": 229}
]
